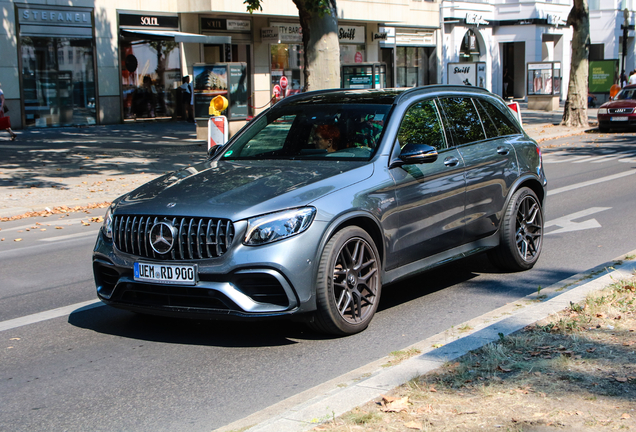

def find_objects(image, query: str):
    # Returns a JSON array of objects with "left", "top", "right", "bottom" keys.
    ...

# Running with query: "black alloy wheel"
[
  {"left": 489, "top": 187, "right": 543, "bottom": 271},
  {"left": 311, "top": 226, "right": 381, "bottom": 335}
]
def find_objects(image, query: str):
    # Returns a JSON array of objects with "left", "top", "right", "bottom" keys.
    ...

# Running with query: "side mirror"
[
  {"left": 390, "top": 143, "right": 438, "bottom": 168},
  {"left": 207, "top": 145, "right": 225, "bottom": 159}
]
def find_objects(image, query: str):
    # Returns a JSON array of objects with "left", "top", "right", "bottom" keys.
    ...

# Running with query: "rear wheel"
[
  {"left": 489, "top": 187, "right": 543, "bottom": 271},
  {"left": 310, "top": 226, "right": 381, "bottom": 336}
]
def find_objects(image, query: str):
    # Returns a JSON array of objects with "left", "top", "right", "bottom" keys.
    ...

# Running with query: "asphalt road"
[{"left": 1, "top": 132, "right": 636, "bottom": 431}]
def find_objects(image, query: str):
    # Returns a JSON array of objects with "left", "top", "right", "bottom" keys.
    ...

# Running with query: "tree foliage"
[{"left": 561, "top": 0, "right": 590, "bottom": 128}]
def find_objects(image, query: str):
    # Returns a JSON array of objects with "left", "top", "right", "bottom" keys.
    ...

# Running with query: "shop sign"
[
  {"left": 465, "top": 13, "right": 489, "bottom": 27},
  {"left": 372, "top": 31, "right": 388, "bottom": 41},
  {"left": 395, "top": 29, "right": 435, "bottom": 46},
  {"left": 271, "top": 22, "right": 303, "bottom": 43},
  {"left": 261, "top": 27, "right": 281, "bottom": 43},
  {"left": 19, "top": 8, "right": 92, "bottom": 26},
  {"left": 528, "top": 63, "right": 553, "bottom": 70},
  {"left": 547, "top": 14, "right": 566, "bottom": 27},
  {"left": 339, "top": 26, "right": 365, "bottom": 44},
  {"left": 119, "top": 13, "right": 178, "bottom": 29},
  {"left": 201, "top": 18, "right": 251, "bottom": 32},
  {"left": 447, "top": 62, "right": 487, "bottom": 88},
  {"left": 227, "top": 20, "right": 251, "bottom": 31},
  {"left": 377, "top": 26, "right": 395, "bottom": 44}
]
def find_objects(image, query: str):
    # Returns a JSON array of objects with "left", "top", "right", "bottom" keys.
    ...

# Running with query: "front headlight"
[
  {"left": 244, "top": 207, "right": 316, "bottom": 246},
  {"left": 102, "top": 206, "right": 114, "bottom": 240},
  {"left": 598, "top": 108, "right": 608, "bottom": 115}
]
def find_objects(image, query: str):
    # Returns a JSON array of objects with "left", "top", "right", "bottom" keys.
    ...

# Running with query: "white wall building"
[
  {"left": 0, "top": 0, "right": 441, "bottom": 131},
  {"left": 441, "top": 0, "right": 573, "bottom": 102}
]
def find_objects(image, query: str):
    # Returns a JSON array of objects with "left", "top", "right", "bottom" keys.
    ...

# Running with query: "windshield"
[
  {"left": 220, "top": 103, "right": 391, "bottom": 161},
  {"left": 616, "top": 89, "right": 636, "bottom": 100}
]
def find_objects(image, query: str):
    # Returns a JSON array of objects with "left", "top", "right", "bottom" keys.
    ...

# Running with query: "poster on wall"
[
  {"left": 589, "top": 60, "right": 618, "bottom": 93},
  {"left": 228, "top": 63, "right": 248, "bottom": 120},
  {"left": 193, "top": 64, "right": 228, "bottom": 119},
  {"left": 447, "top": 62, "right": 487, "bottom": 88},
  {"left": 192, "top": 63, "right": 249, "bottom": 120}
]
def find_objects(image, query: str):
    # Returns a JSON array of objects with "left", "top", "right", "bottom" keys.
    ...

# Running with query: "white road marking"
[
  {"left": 590, "top": 152, "right": 635, "bottom": 163},
  {"left": 0, "top": 300, "right": 103, "bottom": 333},
  {"left": 547, "top": 170, "right": 636, "bottom": 196},
  {"left": 544, "top": 207, "right": 611, "bottom": 236},
  {"left": 543, "top": 155, "right": 592, "bottom": 164},
  {"left": 39, "top": 230, "right": 100, "bottom": 242}
]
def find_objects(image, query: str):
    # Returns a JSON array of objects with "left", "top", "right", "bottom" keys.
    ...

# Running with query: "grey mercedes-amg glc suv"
[{"left": 93, "top": 85, "right": 546, "bottom": 335}]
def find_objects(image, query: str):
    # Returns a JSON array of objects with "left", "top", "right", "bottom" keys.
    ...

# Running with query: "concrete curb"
[{"left": 217, "top": 251, "right": 636, "bottom": 432}]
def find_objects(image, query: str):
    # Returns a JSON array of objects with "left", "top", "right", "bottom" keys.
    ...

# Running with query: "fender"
[{"left": 309, "top": 210, "right": 386, "bottom": 299}]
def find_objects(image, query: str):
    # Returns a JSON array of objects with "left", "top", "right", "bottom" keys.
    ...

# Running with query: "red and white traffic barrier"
[
  {"left": 507, "top": 101, "right": 523, "bottom": 126},
  {"left": 208, "top": 116, "right": 228, "bottom": 151}
]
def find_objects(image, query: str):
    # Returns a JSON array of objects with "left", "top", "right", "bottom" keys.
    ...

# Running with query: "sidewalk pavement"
[{"left": 0, "top": 106, "right": 598, "bottom": 219}]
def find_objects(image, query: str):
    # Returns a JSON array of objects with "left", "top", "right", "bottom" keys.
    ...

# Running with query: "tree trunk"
[
  {"left": 293, "top": 0, "right": 340, "bottom": 92},
  {"left": 561, "top": 0, "right": 590, "bottom": 128}
]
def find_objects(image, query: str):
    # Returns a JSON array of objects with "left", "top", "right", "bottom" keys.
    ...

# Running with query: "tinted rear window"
[
  {"left": 475, "top": 99, "right": 521, "bottom": 137},
  {"left": 437, "top": 97, "right": 485, "bottom": 146}
]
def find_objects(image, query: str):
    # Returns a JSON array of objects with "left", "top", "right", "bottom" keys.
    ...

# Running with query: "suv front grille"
[
  {"left": 609, "top": 108, "right": 634, "bottom": 114},
  {"left": 113, "top": 215, "right": 234, "bottom": 260}
]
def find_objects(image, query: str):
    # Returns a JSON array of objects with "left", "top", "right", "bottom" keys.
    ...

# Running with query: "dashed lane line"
[
  {"left": 0, "top": 300, "right": 102, "bottom": 333},
  {"left": 547, "top": 170, "right": 636, "bottom": 196}
]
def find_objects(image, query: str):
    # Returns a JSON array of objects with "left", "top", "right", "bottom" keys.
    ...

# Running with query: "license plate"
[
  {"left": 134, "top": 262, "right": 197, "bottom": 285},
  {"left": 611, "top": 116, "right": 629, "bottom": 121}
]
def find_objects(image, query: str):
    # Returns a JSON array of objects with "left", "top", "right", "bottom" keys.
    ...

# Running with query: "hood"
[
  {"left": 600, "top": 99, "right": 636, "bottom": 109},
  {"left": 114, "top": 159, "right": 373, "bottom": 220}
]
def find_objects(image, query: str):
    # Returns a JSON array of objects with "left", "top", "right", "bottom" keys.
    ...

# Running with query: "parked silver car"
[{"left": 93, "top": 86, "right": 546, "bottom": 335}]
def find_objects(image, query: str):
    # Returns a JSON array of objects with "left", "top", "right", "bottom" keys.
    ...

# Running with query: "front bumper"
[
  {"left": 92, "top": 219, "right": 327, "bottom": 319},
  {"left": 598, "top": 114, "right": 636, "bottom": 129}
]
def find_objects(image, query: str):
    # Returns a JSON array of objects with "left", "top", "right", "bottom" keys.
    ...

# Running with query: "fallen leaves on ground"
[{"left": 0, "top": 202, "right": 110, "bottom": 222}]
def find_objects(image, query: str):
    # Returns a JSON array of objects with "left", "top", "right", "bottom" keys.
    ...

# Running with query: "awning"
[{"left": 120, "top": 29, "right": 231, "bottom": 44}]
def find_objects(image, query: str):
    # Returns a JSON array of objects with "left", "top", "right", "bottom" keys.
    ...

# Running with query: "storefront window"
[
  {"left": 120, "top": 38, "right": 181, "bottom": 120},
  {"left": 270, "top": 44, "right": 303, "bottom": 97},
  {"left": 395, "top": 46, "right": 437, "bottom": 87},
  {"left": 21, "top": 37, "right": 96, "bottom": 127},
  {"left": 340, "top": 45, "right": 366, "bottom": 64},
  {"left": 460, "top": 30, "right": 481, "bottom": 63}
]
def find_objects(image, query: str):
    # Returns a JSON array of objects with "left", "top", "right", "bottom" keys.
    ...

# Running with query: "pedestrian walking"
[
  {"left": 179, "top": 76, "right": 194, "bottom": 122},
  {"left": 629, "top": 70, "right": 636, "bottom": 85},
  {"left": 0, "top": 83, "right": 17, "bottom": 141},
  {"left": 621, "top": 70, "right": 628, "bottom": 88}
]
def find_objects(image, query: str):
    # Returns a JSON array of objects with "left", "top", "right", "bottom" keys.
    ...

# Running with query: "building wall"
[{"left": 1, "top": 0, "right": 439, "bottom": 128}]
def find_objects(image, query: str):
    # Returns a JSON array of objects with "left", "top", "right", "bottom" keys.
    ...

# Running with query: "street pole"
[{"left": 623, "top": 8, "right": 629, "bottom": 78}]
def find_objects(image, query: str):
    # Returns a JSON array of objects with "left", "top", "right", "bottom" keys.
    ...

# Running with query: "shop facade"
[
  {"left": 441, "top": 1, "right": 572, "bottom": 102},
  {"left": 15, "top": 4, "right": 97, "bottom": 128},
  {"left": 0, "top": 0, "right": 440, "bottom": 130}
]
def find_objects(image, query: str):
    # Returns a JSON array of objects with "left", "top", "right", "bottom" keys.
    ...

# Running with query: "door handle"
[
  {"left": 497, "top": 146, "right": 510, "bottom": 156},
  {"left": 444, "top": 156, "right": 460, "bottom": 167}
]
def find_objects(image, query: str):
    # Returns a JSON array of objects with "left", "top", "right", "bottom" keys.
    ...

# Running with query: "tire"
[
  {"left": 488, "top": 187, "right": 544, "bottom": 271},
  {"left": 309, "top": 226, "right": 382, "bottom": 336}
]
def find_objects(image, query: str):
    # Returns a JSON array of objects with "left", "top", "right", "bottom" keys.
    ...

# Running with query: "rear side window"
[
  {"left": 437, "top": 97, "right": 485, "bottom": 145},
  {"left": 397, "top": 100, "right": 447, "bottom": 150},
  {"left": 475, "top": 99, "right": 521, "bottom": 137}
]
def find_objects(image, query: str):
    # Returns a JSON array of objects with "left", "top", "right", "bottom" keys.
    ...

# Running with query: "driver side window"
[{"left": 397, "top": 100, "right": 447, "bottom": 151}]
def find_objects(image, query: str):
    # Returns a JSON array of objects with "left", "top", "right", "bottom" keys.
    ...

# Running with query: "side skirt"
[{"left": 382, "top": 233, "right": 499, "bottom": 286}]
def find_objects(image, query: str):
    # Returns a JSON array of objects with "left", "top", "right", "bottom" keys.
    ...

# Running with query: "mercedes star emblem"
[{"left": 149, "top": 222, "right": 177, "bottom": 254}]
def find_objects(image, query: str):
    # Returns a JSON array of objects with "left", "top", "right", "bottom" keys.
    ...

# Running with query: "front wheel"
[
  {"left": 310, "top": 227, "right": 381, "bottom": 336},
  {"left": 489, "top": 187, "right": 544, "bottom": 271}
]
